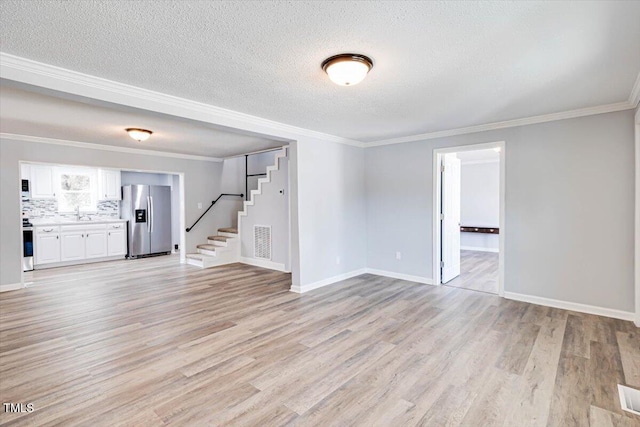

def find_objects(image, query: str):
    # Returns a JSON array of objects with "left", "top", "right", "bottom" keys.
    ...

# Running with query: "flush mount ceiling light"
[
  {"left": 126, "top": 128, "right": 153, "bottom": 142},
  {"left": 322, "top": 53, "right": 373, "bottom": 86}
]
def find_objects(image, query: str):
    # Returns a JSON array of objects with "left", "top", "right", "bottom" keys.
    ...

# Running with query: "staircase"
[
  {"left": 185, "top": 228, "right": 240, "bottom": 268},
  {"left": 238, "top": 147, "right": 288, "bottom": 219},
  {"left": 185, "top": 146, "right": 288, "bottom": 269}
]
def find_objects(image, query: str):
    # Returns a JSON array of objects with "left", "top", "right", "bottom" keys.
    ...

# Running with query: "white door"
[
  {"left": 441, "top": 153, "right": 461, "bottom": 283},
  {"left": 35, "top": 233, "right": 60, "bottom": 264},
  {"left": 107, "top": 229, "right": 126, "bottom": 256},
  {"left": 61, "top": 232, "right": 85, "bottom": 261},
  {"left": 85, "top": 231, "right": 107, "bottom": 259}
]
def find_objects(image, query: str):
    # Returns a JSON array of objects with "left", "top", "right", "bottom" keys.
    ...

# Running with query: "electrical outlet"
[
  {"left": 396, "top": 251, "right": 402, "bottom": 260},
  {"left": 336, "top": 256, "right": 341, "bottom": 265},
  {"left": 197, "top": 202, "right": 202, "bottom": 209}
]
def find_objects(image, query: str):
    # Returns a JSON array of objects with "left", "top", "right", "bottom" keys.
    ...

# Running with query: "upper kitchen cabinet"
[
  {"left": 30, "top": 165, "right": 56, "bottom": 199},
  {"left": 98, "top": 169, "right": 121, "bottom": 201},
  {"left": 20, "top": 163, "right": 31, "bottom": 180}
]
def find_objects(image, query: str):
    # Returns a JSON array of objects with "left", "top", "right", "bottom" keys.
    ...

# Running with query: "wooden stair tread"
[
  {"left": 218, "top": 227, "right": 238, "bottom": 234},
  {"left": 197, "top": 244, "right": 217, "bottom": 250},
  {"left": 207, "top": 236, "right": 230, "bottom": 241}
]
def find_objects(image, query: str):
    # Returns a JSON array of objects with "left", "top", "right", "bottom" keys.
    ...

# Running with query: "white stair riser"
[
  {"left": 219, "top": 232, "right": 238, "bottom": 239},
  {"left": 208, "top": 240, "right": 228, "bottom": 247},
  {"left": 197, "top": 248, "right": 218, "bottom": 256},
  {"left": 186, "top": 258, "right": 204, "bottom": 268}
]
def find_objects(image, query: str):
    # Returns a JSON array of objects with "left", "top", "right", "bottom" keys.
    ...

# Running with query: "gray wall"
[
  {"left": 121, "top": 171, "right": 172, "bottom": 186},
  {"left": 0, "top": 137, "right": 230, "bottom": 286},
  {"left": 366, "top": 110, "right": 635, "bottom": 312},
  {"left": 295, "top": 136, "right": 367, "bottom": 286},
  {"left": 240, "top": 154, "right": 290, "bottom": 270}
]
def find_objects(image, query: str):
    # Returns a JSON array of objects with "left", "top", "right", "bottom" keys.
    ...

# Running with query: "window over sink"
[{"left": 57, "top": 167, "right": 98, "bottom": 213}]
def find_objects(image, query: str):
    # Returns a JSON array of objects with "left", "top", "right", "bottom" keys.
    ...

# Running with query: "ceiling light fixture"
[
  {"left": 126, "top": 128, "right": 153, "bottom": 142},
  {"left": 322, "top": 53, "right": 373, "bottom": 86}
]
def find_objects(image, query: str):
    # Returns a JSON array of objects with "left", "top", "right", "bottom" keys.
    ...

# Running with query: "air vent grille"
[{"left": 254, "top": 225, "right": 271, "bottom": 260}]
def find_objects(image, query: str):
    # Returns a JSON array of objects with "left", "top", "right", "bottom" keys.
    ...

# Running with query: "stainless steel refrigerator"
[{"left": 121, "top": 185, "right": 172, "bottom": 258}]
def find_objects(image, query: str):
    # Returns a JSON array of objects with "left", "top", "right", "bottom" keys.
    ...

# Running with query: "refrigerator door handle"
[
  {"left": 150, "top": 195, "right": 154, "bottom": 233},
  {"left": 147, "top": 196, "right": 151, "bottom": 232}
]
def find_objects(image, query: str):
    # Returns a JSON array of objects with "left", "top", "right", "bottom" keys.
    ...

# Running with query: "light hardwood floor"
[
  {"left": 1, "top": 256, "right": 638, "bottom": 426},
  {"left": 445, "top": 250, "right": 499, "bottom": 294}
]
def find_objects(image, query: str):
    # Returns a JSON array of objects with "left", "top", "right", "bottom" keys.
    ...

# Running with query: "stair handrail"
[{"left": 186, "top": 193, "right": 244, "bottom": 232}]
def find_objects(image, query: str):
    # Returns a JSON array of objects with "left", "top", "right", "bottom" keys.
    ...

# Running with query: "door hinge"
[
  {"left": 440, "top": 213, "right": 444, "bottom": 221},
  {"left": 440, "top": 261, "right": 444, "bottom": 268},
  {"left": 441, "top": 164, "right": 445, "bottom": 173}
]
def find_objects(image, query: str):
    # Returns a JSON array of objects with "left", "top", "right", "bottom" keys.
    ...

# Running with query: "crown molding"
[
  {"left": 0, "top": 133, "right": 224, "bottom": 162},
  {"left": 1, "top": 53, "right": 636, "bottom": 151},
  {"left": 365, "top": 101, "right": 634, "bottom": 147},
  {"left": 0, "top": 53, "right": 363, "bottom": 148},
  {"left": 630, "top": 71, "right": 640, "bottom": 109}
]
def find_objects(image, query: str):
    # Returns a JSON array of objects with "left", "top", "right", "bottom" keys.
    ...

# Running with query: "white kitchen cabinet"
[
  {"left": 35, "top": 227, "right": 60, "bottom": 264},
  {"left": 107, "top": 223, "right": 127, "bottom": 256},
  {"left": 20, "top": 163, "right": 31, "bottom": 180},
  {"left": 85, "top": 230, "right": 108, "bottom": 259},
  {"left": 34, "top": 221, "right": 126, "bottom": 268},
  {"left": 60, "top": 231, "right": 85, "bottom": 262},
  {"left": 107, "top": 228, "right": 126, "bottom": 256},
  {"left": 98, "top": 169, "right": 121, "bottom": 201},
  {"left": 30, "top": 165, "right": 56, "bottom": 199}
]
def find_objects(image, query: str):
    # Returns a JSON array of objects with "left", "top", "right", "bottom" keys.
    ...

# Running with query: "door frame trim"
[{"left": 432, "top": 141, "right": 505, "bottom": 296}]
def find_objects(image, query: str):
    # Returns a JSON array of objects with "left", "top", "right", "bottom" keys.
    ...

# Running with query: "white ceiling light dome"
[
  {"left": 126, "top": 128, "right": 153, "bottom": 142},
  {"left": 322, "top": 54, "right": 373, "bottom": 86}
]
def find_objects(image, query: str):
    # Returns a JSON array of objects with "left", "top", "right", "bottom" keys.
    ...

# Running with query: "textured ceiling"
[
  {"left": 0, "top": 85, "right": 281, "bottom": 158},
  {"left": 1, "top": 1, "right": 639, "bottom": 143}
]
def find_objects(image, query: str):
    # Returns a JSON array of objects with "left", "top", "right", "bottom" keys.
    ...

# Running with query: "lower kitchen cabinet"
[
  {"left": 35, "top": 221, "right": 126, "bottom": 268},
  {"left": 35, "top": 227, "right": 61, "bottom": 265},
  {"left": 85, "top": 230, "right": 108, "bottom": 259},
  {"left": 60, "top": 231, "right": 85, "bottom": 262},
  {"left": 107, "top": 227, "right": 126, "bottom": 256}
]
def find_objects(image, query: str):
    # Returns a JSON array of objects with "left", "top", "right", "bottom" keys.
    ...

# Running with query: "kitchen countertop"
[{"left": 30, "top": 218, "right": 126, "bottom": 226}]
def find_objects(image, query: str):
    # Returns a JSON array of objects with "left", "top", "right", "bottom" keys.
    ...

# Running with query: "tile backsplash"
[{"left": 22, "top": 198, "right": 120, "bottom": 220}]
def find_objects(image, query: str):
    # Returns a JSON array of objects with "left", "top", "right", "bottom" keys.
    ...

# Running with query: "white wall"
[
  {"left": 460, "top": 161, "right": 499, "bottom": 251},
  {"left": 0, "top": 137, "right": 231, "bottom": 287},
  {"left": 239, "top": 153, "right": 290, "bottom": 271},
  {"left": 366, "top": 110, "right": 635, "bottom": 313},
  {"left": 292, "top": 137, "right": 367, "bottom": 290}
]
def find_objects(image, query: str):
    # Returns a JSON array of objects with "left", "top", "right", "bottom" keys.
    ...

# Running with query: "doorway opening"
[{"left": 433, "top": 141, "right": 505, "bottom": 295}]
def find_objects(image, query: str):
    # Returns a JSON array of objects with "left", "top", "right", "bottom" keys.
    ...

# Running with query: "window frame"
[{"left": 56, "top": 167, "right": 98, "bottom": 213}]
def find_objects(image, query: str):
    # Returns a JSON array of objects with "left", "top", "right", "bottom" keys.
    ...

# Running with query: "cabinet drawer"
[
  {"left": 107, "top": 222, "right": 126, "bottom": 230},
  {"left": 36, "top": 226, "right": 60, "bottom": 234},
  {"left": 61, "top": 224, "right": 107, "bottom": 232}
]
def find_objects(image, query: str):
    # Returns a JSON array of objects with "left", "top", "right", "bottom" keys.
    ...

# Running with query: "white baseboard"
[
  {"left": 365, "top": 268, "right": 434, "bottom": 285},
  {"left": 240, "top": 257, "right": 288, "bottom": 273},
  {"left": 460, "top": 246, "right": 499, "bottom": 253},
  {"left": 290, "top": 268, "right": 367, "bottom": 293},
  {"left": 0, "top": 282, "right": 23, "bottom": 293},
  {"left": 504, "top": 292, "right": 635, "bottom": 322}
]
